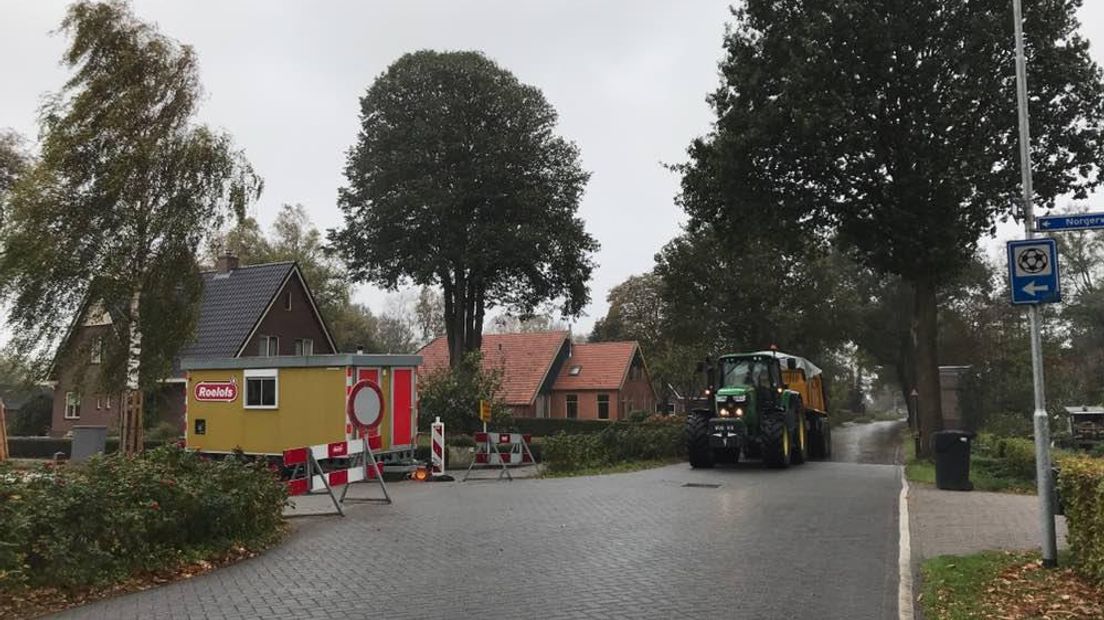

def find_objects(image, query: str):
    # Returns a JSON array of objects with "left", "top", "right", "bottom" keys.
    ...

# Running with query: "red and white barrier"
[
  {"left": 430, "top": 417, "right": 445, "bottom": 476},
  {"left": 283, "top": 436, "right": 391, "bottom": 516},
  {"left": 463, "top": 430, "right": 537, "bottom": 481}
]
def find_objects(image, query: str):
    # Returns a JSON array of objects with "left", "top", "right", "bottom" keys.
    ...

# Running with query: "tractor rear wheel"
[
  {"left": 761, "top": 413, "right": 790, "bottom": 469},
  {"left": 687, "top": 410, "right": 715, "bottom": 469}
]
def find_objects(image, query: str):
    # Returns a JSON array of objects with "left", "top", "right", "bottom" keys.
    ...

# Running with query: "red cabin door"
[{"left": 391, "top": 368, "right": 413, "bottom": 450}]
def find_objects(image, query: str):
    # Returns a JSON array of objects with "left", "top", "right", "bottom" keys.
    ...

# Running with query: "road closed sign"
[
  {"left": 194, "top": 380, "right": 238, "bottom": 402},
  {"left": 348, "top": 379, "right": 384, "bottom": 431}
]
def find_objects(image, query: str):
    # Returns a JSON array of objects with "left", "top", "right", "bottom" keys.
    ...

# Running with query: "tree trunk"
[
  {"left": 120, "top": 292, "right": 144, "bottom": 455},
  {"left": 911, "top": 276, "right": 943, "bottom": 457},
  {"left": 442, "top": 271, "right": 487, "bottom": 368}
]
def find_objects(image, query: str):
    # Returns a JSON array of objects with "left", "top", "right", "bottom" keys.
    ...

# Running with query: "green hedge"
[
  {"left": 6, "top": 436, "right": 169, "bottom": 459},
  {"left": 1057, "top": 456, "right": 1104, "bottom": 583},
  {"left": 510, "top": 417, "right": 648, "bottom": 437},
  {"left": 0, "top": 445, "right": 286, "bottom": 591},
  {"left": 541, "top": 421, "right": 686, "bottom": 473}
]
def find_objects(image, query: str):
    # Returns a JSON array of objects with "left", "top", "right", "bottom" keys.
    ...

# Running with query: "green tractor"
[{"left": 686, "top": 350, "right": 831, "bottom": 468}]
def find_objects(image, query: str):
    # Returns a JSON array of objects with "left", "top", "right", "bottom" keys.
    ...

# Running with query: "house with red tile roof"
[{"left": 417, "top": 332, "right": 656, "bottom": 420}]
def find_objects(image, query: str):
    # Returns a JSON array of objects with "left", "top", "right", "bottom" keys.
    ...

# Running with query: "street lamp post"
[{"left": 1011, "top": 0, "right": 1058, "bottom": 568}]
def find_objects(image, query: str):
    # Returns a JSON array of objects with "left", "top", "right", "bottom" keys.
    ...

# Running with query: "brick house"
[
  {"left": 48, "top": 255, "right": 336, "bottom": 436},
  {"left": 417, "top": 332, "right": 656, "bottom": 421}
]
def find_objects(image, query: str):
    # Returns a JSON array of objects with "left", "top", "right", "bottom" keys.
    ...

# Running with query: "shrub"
[
  {"left": 541, "top": 421, "right": 686, "bottom": 473},
  {"left": 511, "top": 417, "right": 620, "bottom": 437},
  {"left": 6, "top": 436, "right": 167, "bottom": 459},
  {"left": 0, "top": 445, "right": 286, "bottom": 592},
  {"left": 991, "top": 436, "right": 1038, "bottom": 480},
  {"left": 1057, "top": 456, "right": 1104, "bottom": 583}
]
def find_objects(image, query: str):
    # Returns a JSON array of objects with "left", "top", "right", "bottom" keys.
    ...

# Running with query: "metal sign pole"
[{"left": 1012, "top": 0, "right": 1058, "bottom": 568}]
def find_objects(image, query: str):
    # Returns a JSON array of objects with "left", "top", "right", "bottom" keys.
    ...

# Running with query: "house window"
[
  {"left": 244, "top": 369, "right": 278, "bottom": 409},
  {"left": 568, "top": 365, "right": 582, "bottom": 376},
  {"left": 90, "top": 338, "right": 103, "bottom": 364},
  {"left": 259, "top": 335, "right": 279, "bottom": 357},
  {"left": 106, "top": 395, "right": 112, "bottom": 409},
  {"left": 64, "top": 392, "right": 80, "bottom": 419},
  {"left": 566, "top": 394, "right": 578, "bottom": 419},
  {"left": 597, "top": 394, "right": 610, "bottom": 420},
  {"left": 294, "top": 338, "right": 314, "bottom": 356},
  {"left": 96, "top": 396, "right": 103, "bottom": 410},
  {"left": 285, "top": 291, "right": 292, "bottom": 311}
]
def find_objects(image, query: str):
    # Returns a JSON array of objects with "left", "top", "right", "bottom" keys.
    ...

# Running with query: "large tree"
[
  {"left": 330, "top": 50, "right": 599, "bottom": 368},
  {"left": 684, "top": 0, "right": 1104, "bottom": 453},
  {"left": 0, "top": 1, "right": 259, "bottom": 446}
]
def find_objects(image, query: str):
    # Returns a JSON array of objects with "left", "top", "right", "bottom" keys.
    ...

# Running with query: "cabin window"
[
  {"left": 295, "top": 338, "right": 314, "bottom": 356},
  {"left": 244, "top": 369, "right": 278, "bottom": 409},
  {"left": 259, "top": 335, "right": 279, "bottom": 357},
  {"left": 598, "top": 394, "right": 610, "bottom": 420},
  {"left": 566, "top": 394, "right": 578, "bottom": 419},
  {"left": 64, "top": 392, "right": 80, "bottom": 419}
]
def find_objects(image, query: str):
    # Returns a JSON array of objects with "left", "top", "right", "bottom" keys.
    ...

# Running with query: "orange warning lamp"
[{"left": 412, "top": 465, "right": 429, "bottom": 481}]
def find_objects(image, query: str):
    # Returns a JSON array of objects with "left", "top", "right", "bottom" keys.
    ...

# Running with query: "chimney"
[{"left": 216, "top": 251, "right": 240, "bottom": 274}]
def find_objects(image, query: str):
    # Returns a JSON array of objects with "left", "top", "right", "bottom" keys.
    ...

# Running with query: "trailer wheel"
[
  {"left": 687, "top": 410, "right": 715, "bottom": 469},
  {"left": 809, "top": 416, "right": 827, "bottom": 460},
  {"left": 762, "top": 412, "right": 790, "bottom": 469}
]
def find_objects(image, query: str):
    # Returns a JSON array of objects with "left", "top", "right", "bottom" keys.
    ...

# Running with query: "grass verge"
[
  {"left": 902, "top": 428, "right": 1035, "bottom": 494},
  {"left": 540, "top": 458, "right": 684, "bottom": 478},
  {"left": 920, "top": 550, "right": 1103, "bottom": 619}
]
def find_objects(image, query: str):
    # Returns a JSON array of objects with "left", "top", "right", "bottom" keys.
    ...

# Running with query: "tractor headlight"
[
  {"left": 719, "top": 407, "right": 731, "bottom": 417},
  {"left": 735, "top": 407, "right": 744, "bottom": 417}
]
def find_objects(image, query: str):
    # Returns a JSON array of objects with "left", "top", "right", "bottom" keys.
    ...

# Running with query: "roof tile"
[
  {"left": 553, "top": 342, "right": 639, "bottom": 391},
  {"left": 418, "top": 332, "right": 570, "bottom": 406},
  {"left": 179, "top": 262, "right": 295, "bottom": 359}
]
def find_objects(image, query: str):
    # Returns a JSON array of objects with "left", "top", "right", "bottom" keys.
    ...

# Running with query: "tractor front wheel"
[
  {"left": 687, "top": 410, "right": 715, "bottom": 469},
  {"left": 791, "top": 410, "right": 808, "bottom": 465},
  {"left": 761, "top": 413, "right": 791, "bottom": 469}
]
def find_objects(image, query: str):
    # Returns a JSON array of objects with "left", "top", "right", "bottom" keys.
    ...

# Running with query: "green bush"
[
  {"left": 511, "top": 417, "right": 621, "bottom": 437},
  {"left": 541, "top": 422, "right": 686, "bottom": 473},
  {"left": 0, "top": 445, "right": 286, "bottom": 592},
  {"left": 6, "top": 436, "right": 168, "bottom": 459},
  {"left": 991, "top": 436, "right": 1038, "bottom": 480},
  {"left": 1057, "top": 456, "right": 1104, "bottom": 583},
  {"left": 417, "top": 351, "right": 511, "bottom": 433}
]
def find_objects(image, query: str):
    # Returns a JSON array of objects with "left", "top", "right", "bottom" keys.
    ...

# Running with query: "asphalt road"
[
  {"left": 59, "top": 423, "right": 905, "bottom": 620},
  {"left": 832, "top": 419, "right": 908, "bottom": 465}
]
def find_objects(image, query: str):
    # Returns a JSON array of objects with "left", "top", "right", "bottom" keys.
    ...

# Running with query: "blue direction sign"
[
  {"left": 1036, "top": 212, "right": 1104, "bottom": 232},
  {"left": 1007, "top": 239, "right": 1061, "bottom": 305}
]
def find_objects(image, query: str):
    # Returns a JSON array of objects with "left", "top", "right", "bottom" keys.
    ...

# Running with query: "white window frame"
[
  {"left": 295, "top": 338, "right": 314, "bottom": 356},
  {"left": 244, "top": 368, "right": 279, "bottom": 409},
  {"left": 259, "top": 335, "right": 279, "bottom": 357},
  {"left": 64, "top": 391, "right": 81, "bottom": 419},
  {"left": 284, "top": 291, "right": 293, "bottom": 311}
]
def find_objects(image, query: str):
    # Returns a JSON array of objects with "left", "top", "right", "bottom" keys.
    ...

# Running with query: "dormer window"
[{"left": 569, "top": 365, "right": 582, "bottom": 376}]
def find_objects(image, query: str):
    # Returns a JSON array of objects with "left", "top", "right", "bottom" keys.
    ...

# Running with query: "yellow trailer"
[{"left": 182, "top": 354, "right": 422, "bottom": 463}]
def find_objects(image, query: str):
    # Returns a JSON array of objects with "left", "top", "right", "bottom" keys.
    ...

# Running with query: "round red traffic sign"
[{"left": 347, "top": 379, "right": 384, "bottom": 431}]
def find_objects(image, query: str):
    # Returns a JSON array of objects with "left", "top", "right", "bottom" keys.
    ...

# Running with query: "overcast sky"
[{"left": 2, "top": 1, "right": 1102, "bottom": 335}]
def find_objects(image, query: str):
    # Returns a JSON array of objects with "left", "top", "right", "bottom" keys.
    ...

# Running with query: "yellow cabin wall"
[{"left": 186, "top": 366, "right": 349, "bottom": 454}]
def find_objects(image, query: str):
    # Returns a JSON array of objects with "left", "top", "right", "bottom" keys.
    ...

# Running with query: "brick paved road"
[{"left": 57, "top": 458, "right": 902, "bottom": 619}]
